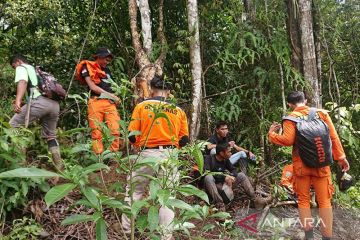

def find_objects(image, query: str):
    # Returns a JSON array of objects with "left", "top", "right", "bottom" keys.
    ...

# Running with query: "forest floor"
[{"left": 3, "top": 164, "right": 360, "bottom": 240}]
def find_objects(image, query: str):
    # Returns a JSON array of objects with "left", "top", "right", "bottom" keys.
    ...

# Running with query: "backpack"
[
  {"left": 282, "top": 108, "right": 333, "bottom": 168},
  {"left": 35, "top": 66, "right": 67, "bottom": 101}
]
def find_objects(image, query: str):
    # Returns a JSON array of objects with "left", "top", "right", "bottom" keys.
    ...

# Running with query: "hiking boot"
[
  {"left": 254, "top": 195, "right": 273, "bottom": 209},
  {"left": 49, "top": 146, "right": 63, "bottom": 171}
]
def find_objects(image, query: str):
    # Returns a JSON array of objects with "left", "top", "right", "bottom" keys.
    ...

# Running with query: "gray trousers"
[
  {"left": 9, "top": 96, "right": 60, "bottom": 140},
  {"left": 204, "top": 173, "right": 248, "bottom": 203},
  {"left": 121, "top": 148, "right": 178, "bottom": 239}
]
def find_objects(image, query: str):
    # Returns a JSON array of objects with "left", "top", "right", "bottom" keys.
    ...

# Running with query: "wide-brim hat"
[{"left": 92, "top": 47, "right": 114, "bottom": 59}]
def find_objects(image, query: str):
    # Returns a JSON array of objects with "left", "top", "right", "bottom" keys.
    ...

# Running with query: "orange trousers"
[
  {"left": 88, "top": 98, "right": 120, "bottom": 154},
  {"left": 294, "top": 175, "right": 334, "bottom": 237}
]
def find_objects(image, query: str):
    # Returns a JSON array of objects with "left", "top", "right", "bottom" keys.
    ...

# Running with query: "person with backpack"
[
  {"left": 9, "top": 54, "right": 63, "bottom": 170},
  {"left": 268, "top": 91, "right": 350, "bottom": 240},
  {"left": 75, "top": 47, "right": 121, "bottom": 155}
]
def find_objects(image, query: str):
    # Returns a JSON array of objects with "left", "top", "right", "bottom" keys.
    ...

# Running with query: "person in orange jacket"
[
  {"left": 268, "top": 91, "right": 350, "bottom": 240},
  {"left": 76, "top": 47, "right": 121, "bottom": 154}
]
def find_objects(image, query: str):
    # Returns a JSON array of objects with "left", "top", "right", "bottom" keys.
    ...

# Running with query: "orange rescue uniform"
[
  {"left": 76, "top": 60, "right": 120, "bottom": 154},
  {"left": 268, "top": 106, "right": 346, "bottom": 237},
  {"left": 128, "top": 97, "right": 189, "bottom": 148}
]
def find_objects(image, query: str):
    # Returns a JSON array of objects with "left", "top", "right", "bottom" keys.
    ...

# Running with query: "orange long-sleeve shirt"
[
  {"left": 269, "top": 106, "right": 346, "bottom": 177},
  {"left": 128, "top": 97, "right": 189, "bottom": 148}
]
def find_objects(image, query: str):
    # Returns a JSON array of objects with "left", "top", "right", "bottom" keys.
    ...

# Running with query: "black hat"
[
  {"left": 150, "top": 75, "right": 172, "bottom": 90},
  {"left": 93, "top": 47, "right": 113, "bottom": 59}
]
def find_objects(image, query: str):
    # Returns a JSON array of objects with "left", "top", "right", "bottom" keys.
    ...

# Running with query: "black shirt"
[
  {"left": 204, "top": 155, "right": 238, "bottom": 184},
  {"left": 206, "top": 134, "right": 230, "bottom": 155},
  {"left": 80, "top": 64, "right": 114, "bottom": 96}
]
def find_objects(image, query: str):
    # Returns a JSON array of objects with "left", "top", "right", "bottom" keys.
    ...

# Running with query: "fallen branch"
[{"left": 273, "top": 200, "right": 297, "bottom": 207}]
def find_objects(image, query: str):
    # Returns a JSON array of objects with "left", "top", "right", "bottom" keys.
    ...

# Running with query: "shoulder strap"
[
  {"left": 308, "top": 107, "right": 317, "bottom": 121},
  {"left": 282, "top": 116, "right": 302, "bottom": 123}
]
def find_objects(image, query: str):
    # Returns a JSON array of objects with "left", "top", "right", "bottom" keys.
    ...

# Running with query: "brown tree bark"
[
  {"left": 128, "top": 0, "right": 167, "bottom": 102},
  {"left": 285, "top": 0, "right": 302, "bottom": 73},
  {"left": 298, "top": 0, "right": 320, "bottom": 107},
  {"left": 187, "top": 0, "right": 202, "bottom": 140}
]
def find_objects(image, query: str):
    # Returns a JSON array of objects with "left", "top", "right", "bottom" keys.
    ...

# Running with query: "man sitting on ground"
[
  {"left": 206, "top": 120, "right": 256, "bottom": 174},
  {"left": 204, "top": 142, "right": 272, "bottom": 210}
]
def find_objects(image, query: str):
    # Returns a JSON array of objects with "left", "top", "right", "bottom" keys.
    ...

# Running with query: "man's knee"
[
  {"left": 204, "top": 175, "right": 215, "bottom": 185},
  {"left": 236, "top": 172, "right": 247, "bottom": 183}
]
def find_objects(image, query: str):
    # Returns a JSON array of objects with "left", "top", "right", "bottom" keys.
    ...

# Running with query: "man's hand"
[
  {"left": 248, "top": 151, "right": 256, "bottom": 160},
  {"left": 338, "top": 158, "right": 350, "bottom": 172},
  {"left": 269, "top": 122, "right": 281, "bottom": 133},
  {"left": 225, "top": 175, "right": 235, "bottom": 187},
  {"left": 13, "top": 99, "right": 22, "bottom": 113},
  {"left": 228, "top": 141, "right": 235, "bottom": 148}
]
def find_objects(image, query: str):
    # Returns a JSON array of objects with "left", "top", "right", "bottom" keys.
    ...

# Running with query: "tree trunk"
[
  {"left": 187, "top": 0, "right": 202, "bottom": 141},
  {"left": 285, "top": 0, "right": 302, "bottom": 73},
  {"left": 128, "top": 0, "right": 167, "bottom": 102},
  {"left": 138, "top": 0, "right": 152, "bottom": 56},
  {"left": 312, "top": 0, "right": 322, "bottom": 107},
  {"left": 298, "top": 0, "right": 320, "bottom": 107}
]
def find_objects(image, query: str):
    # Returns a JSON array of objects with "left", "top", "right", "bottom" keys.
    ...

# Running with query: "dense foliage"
[{"left": 0, "top": 0, "right": 359, "bottom": 239}]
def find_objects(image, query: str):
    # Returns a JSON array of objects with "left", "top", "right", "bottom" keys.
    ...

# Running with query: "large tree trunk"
[
  {"left": 128, "top": 0, "right": 167, "bottom": 102},
  {"left": 138, "top": 0, "right": 152, "bottom": 56},
  {"left": 298, "top": 0, "right": 320, "bottom": 107},
  {"left": 285, "top": 0, "right": 302, "bottom": 73},
  {"left": 187, "top": 0, "right": 202, "bottom": 141}
]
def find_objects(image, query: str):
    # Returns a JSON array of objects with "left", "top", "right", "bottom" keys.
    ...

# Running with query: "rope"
[{"left": 65, "top": 0, "right": 98, "bottom": 98}]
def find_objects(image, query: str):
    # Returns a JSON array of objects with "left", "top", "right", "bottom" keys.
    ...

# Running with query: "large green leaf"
[
  {"left": 82, "top": 163, "right": 110, "bottom": 175},
  {"left": 149, "top": 180, "right": 161, "bottom": 200},
  {"left": 0, "top": 168, "right": 60, "bottom": 178},
  {"left": 61, "top": 214, "right": 94, "bottom": 225},
  {"left": 82, "top": 187, "right": 99, "bottom": 209},
  {"left": 193, "top": 147, "right": 204, "bottom": 175},
  {"left": 177, "top": 184, "right": 209, "bottom": 203},
  {"left": 167, "top": 199, "right": 194, "bottom": 211},
  {"left": 96, "top": 218, "right": 108, "bottom": 240},
  {"left": 148, "top": 206, "right": 159, "bottom": 232},
  {"left": 131, "top": 200, "right": 149, "bottom": 217},
  {"left": 45, "top": 183, "right": 77, "bottom": 207}
]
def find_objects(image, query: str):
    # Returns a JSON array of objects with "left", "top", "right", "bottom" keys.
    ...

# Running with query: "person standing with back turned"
[
  {"left": 122, "top": 75, "right": 189, "bottom": 239},
  {"left": 268, "top": 91, "right": 350, "bottom": 240}
]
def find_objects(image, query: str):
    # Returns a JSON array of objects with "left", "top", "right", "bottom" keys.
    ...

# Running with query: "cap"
[
  {"left": 150, "top": 75, "right": 172, "bottom": 90},
  {"left": 93, "top": 47, "right": 113, "bottom": 59}
]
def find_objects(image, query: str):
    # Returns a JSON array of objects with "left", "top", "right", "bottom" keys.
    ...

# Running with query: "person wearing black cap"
[
  {"left": 122, "top": 75, "right": 189, "bottom": 239},
  {"left": 75, "top": 47, "right": 121, "bottom": 154}
]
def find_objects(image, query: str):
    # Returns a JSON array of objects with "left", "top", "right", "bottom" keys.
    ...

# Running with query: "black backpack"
[{"left": 282, "top": 108, "right": 333, "bottom": 168}]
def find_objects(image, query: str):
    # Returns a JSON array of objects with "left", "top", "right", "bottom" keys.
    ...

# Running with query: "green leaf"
[
  {"left": 82, "top": 163, "right": 110, "bottom": 175},
  {"left": 209, "top": 212, "right": 231, "bottom": 219},
  {"left": 202, "top": 224, "right": 215, "bottom": 232},
  {"left": 61, "top": 214, "right": 94, "bottom": 225},
  {"left": 157, "top": 189, "right": 170, "bottom": 206},
  {"left": 0, "top": 168, "right": 60, "bottom": 178},
  {"left": 192, "top": 147, "right": 204, "bottom": 175},
  {"left": 82, "top": 187, "right": 99, "bottom": 209},
  {"left": 96, "top": 218, "right": 107, "bottom": 240},
  {"left": 149, "top": 180, "right": 161, "bottom": 200},
  {"left": 45, "top": 183, "right": 77, "bottom": 207},
  {"left": 129, "top": 130, "right": 141, "bottom": 137},
  {"left": 177, "top": 185, "right": 209, "bottom": 203},
  {"left": 131, "top": 200, "right": 149, "bottom": 217},
  {"left": 167, "top": 199, "right": 194, "bottom": 211},
  {"left": 148, "top": 206, "right": 159, "bottom": 232},
  {"left": 102, "top": 199, "right": 127, "bottom": 210}
]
